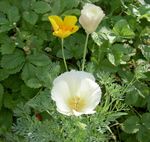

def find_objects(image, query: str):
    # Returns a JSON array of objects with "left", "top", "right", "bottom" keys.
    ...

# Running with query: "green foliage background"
[{"left": 0, "top": 0, "right": 150, "bottom": 142}]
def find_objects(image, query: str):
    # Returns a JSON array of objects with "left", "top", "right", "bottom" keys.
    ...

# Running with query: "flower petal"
[
  {"left": 51, "top": 70, "right": 102, "bottom": 116},
  {"left": 76, "top": 78, "right": 101, "bottom": 112},
  {"left": 48, "top": 16, "right": 63, "bottom": 31},
  {"left": 51, "top": 80, "right": 71, "bottom": 114},
  {"left": 64, "top": 16, "right": 78, "bottom": 26},
  {"left": 71, "top": 26, "right": 79, "bottom": 34},
  {"left": 53, "top": 30, "right": 72, "bottom": 38},
  {"left": 53, "top": 70, "right": 95, "bottom": 96}
]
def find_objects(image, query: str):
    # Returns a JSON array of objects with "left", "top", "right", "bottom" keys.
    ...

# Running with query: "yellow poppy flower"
[{"left": 48, "top": 16, "right": 79, "bottom": 38}]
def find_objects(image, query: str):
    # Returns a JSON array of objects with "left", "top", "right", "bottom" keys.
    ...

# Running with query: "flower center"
[{"left": 68, "top": 96, "right": 86, "bottom": 112}]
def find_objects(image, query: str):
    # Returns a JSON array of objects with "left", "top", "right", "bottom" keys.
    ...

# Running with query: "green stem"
[
  {"left": 82, "top": 34, "right": 89, "bottom": 71},
  {"left": 61, "top": 38, "right": 68, "bottom": 71}
]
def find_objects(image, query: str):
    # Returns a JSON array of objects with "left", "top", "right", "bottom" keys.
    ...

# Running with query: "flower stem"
[
  {"left": 61, "top": 38, "right": 68, "bottom": 71},
  {"left": 82, "top": 33, "right": 89, "bottom": 71}
]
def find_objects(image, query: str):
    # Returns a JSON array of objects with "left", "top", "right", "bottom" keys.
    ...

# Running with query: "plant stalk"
[
  {"left": 82, "top": 33, "right": 89, "bottom": 71},
  {"left": 61, "top": 38, "right": 68, "bottom": 71}
]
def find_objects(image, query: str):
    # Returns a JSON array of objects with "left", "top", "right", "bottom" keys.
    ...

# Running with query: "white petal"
[
  {"left": 51, "top": 80, "right": 71, "bottom": 114},
  {"left": 51, "top": 70, "right": 102, "bottom": 116},
  {"left": 77, "top": 78, "right": 101, "bottom": 112}
]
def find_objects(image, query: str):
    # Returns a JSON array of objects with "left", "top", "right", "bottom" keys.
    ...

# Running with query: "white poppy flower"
[
  {"left": 79, "top": 3, "right": 105, "bottom": 34},
  {"left": 51, "top": 70, "right": 101, "bottom": 116}
]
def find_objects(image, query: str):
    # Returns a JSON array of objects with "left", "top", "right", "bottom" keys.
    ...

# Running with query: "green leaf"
[
  {"left": 113, "top": 19, "right": 135, "bottom": 38},
  {"left": 27, "top": 53, "right": 50, "bottom": 66},
  {"left": 60, "top": 0, "right": 79, "bottom": 10},
  {"left": 92, "top": 26, "right": 116, "bottom": 46},
  {"left": 1, "top": 50, "right": 25, "bottom": 69},
  {"left": 21, "top": 0, "right": 31, "bottom": 10},
  {"left": 57, "top": 33, "right": 85, "bottom": 59},
  {"left": 32, "top": 1, "right": 51, "bottom": 14},
  {"left": 7, "top": 6, "right": 20, "bottom": 23},
  {"left": 3, "top": 75, "right": 23, "bottom": 92},
  {"left": 0, "top": 42, "right": 16, "bottom": 55},
  {"left": 27, "top": 90, "right": 52, "bottom": 112},
  {"left": 0, "top": 16, "right": 9, "bottom": 25},
  {"left": 0, "top": 69, "right": 9, "bottom": 81},
  {"left": 26, "top": 78, "right": 42, "bottom": 88},
  {"left": 35, "top": 63, "right": 60, "bottom": 88},
  {"left": 122, "top": 115, "right": 140, "bottom": 134},
  {"left": 0, "top": 1, "right": 11, "bottom": 13},
  {"left": 108, "top": 44, "right": 136, "bottom": 66},
  {"left": 3, "top": 94, "right": 16, "bottom": 109},
  {"left": 0, "top": 109, "right": 12, "bottom": 133},
  {"left": 137, "top": 125, "right": 150, "bottom": 142},
  {"left": 138, "top": 5, "right": 150, "bottom": 22},
  {"left": 135, "top": 60, "right": 150, "bottom": 79},
  {"left": 0, "top": 23, "right": 13, "bottom": 33},
  {"left": 23, "top": 11, "right": 38, "bottom": 25},
  {"left": 139, "top": 45, "right": 150, "bottom": 61},
  {"left": 6, "top": 62, "right": 24, "bottom": 75},
  {"left": 0, "top": 84, "right": 4, "bottom": 110},
  {"left": 21, "top": 63, "right": 42, "bottom": 88},
  {"left": 21, "top": 85, "right": 37, "bottom": 100},
  {"left": 147, "top": 96, "right": 150, "bottom": 112},
  {"left": 141, "top": 113, "right": 150, "bottom": 129},
  {"left": 125, "top": 90, "right": 139, "bottom": 105},
  {"left": 62, "top": 9, "right": 80, "bottom": 16},
  {"left": 51, "top": 0, "right": 61, "bottom": 14}
]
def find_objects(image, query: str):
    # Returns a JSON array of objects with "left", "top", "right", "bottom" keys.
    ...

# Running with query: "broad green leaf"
[
  {"left": 0, "top": 23, "right": 13, "bottom": 33},
  {"left": 125, "top": 90, "right": 139, "bottom": 105},
  {"left": 35, "top": 63, "right": 60, "bottom": 88},
  {"left": 0, "top": 69, "right": 9, "bottom": 81},
  {"left": 135, "top": 60, "right": 150, "bottom": 79},
  {"left": 3, "top": 94, "right": 16, "bottom": 109},
  {"left": 122, "top": 115, "right": 140, "bottom": 134},
  {"left": 92, "top": 27, "right": 116, "bottom": 46},
  {"left": 23, "top": 11, "right": 38, "bottom": 25},
  {"left": 113, "top": 19, "right": 135, "bottom": 38},
  {"left": 60, "top": 0, "right": 79, "bottom": 10},
  {"left": 0, "top": 84, "right": 4, "bottom": 110},
  {"left": 0, "top": 1, "right": 11, "bottom": 13},
  {"left": 3, "top": 75, "right": 23, "bottom": 92},
  {"left": 0, "top": 42, "right": 16, "bottom": 55},
  {"left": 26, "top": 78, "right": 42, "bottom": 88},
  {"left": 138, "top": 5, "right": 150, "bottom": 22},
  {"left": 6, "top": 62, "right": 24, "bottom": 75},
  {"left": 0, "top": 109, "right": 12, "bottom": 133},
  {"left": 62, "top": 9, "right": 80, "bottom": 16},
  {"left": 108, "top": 44, "right": 136, "bottom": 66},
  {"left": 57, "top": 33, "right": 85, "bottom": 59},
  {"left": 27, "top": 53, "right": 50, "bottom": 66},
  {"left": 139, "top": 45, "right": 150, "bottom": 61},
  {"left": 1, "top": 50, "right": 25, "bottom": 69},
  {"left": 141, "top": 113, "right": 150, "bottom": 129},
  {"left": 125, "top": 81, "right": 149, "bottom": 107},
  {"left": 99, "top": 59, "right": 119, "bottom": 73},
  {"left": 21, "top": 84, "right": 37, "bottom": 99},
  {"left": 32, "top": 1, "right": 51, "bottom": 14},
  {"left": 21, "top": 0, "right": 31, "bottom": 10},
  {"left": 137, "top": 125, "right": 150, "bottom": 142},
  {"left": 7, "top": 6, "right": 20, "bottom": 23},
  {"left": 0, "top": 17, "right": 9, "bottom": 25},
  {"left": 21, "top": 63, "right": 42, "bottom": 88},
  {"left": 51, "top": 0, "right": 61, "bottom": 14},
  {"left": 147, "top": 96, "right": 150, "bottom": 112}
]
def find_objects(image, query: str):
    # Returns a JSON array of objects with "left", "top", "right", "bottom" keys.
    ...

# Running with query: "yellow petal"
[
  {"left": 53, "top": 30, "right": 72, "bottom": 39},
  {"left": 64, "top": 16, "right": 78, "bottom": 26},
  {"left": 71, "top": 26, "right": 79, "bottom": 34},
  {"left": 48, "top": 16, "right": 63, "bottom": 31}
]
